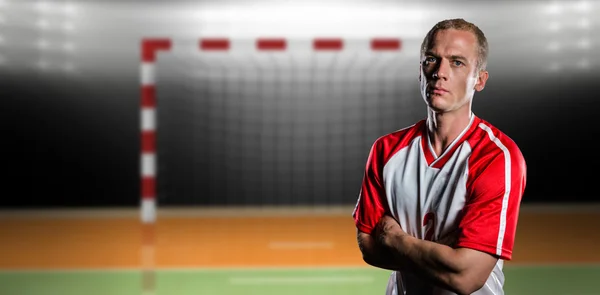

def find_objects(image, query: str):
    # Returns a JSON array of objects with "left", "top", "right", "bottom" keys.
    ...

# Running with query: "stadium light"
[
  {"left": 63, "top": 2, "right": 77, "bottom": 15},
  {"left": 193, "top": 2, "right": 426, "bottom": 38},
  {"left": 577, "top": 58, "right": 590, "bottom": 69},
  {"left": 36, "top": 19, "right": 50, "bottom": 30},
  {"left": 573, "top": 0, "right": 591, "bottom": 13},
  {"left": 577, "top": 18, "right": 590, "bottom": 30},
  {"left": 62, "top": 21, "right": 75, "bottom": 32},
  {"left": 37, "top": 39, "right": 49, "bottom": 49},
  {"left": 577, "top": 38, "right": 591, "bottom": 50},
  {"left": 63, "top": 62, "right": 75, "bottom": 72},
  {"left": 35, "top": 1, "right": 51, "bottom": 13},
  {"left": 548, "top": 62, "right": 561, "bottom": 72},
  {"left": 547, "top": 41, "right": 561, "bottom": 52},
  {"left": 545, "top": 1, "right": 563, "bottom": 15},
  {"left": 63, "top": 42, "right": 75, "bottom": 51},
  {"left": 35, "top": 1, "right": 78, "bottom": 15},
  {"left": 548, "top": 21, "right": 561, "bottom": 32},
  {"left": 37, "top": 60, "right": 49, "bottom": 70}
]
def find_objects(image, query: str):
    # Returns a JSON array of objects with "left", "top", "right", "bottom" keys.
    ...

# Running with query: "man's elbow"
[
  {"left": 356, "top": 231, "right": 380, "bottom": 267},
  {"left": 448, "top": 273, "right": 487, "bottom": 295},
  {"left": 357, "top": 241, "right": 376, "bottom": 266},
  {"left": 444, "top": 248, "right": 497, "bottom": 294},
  {"left": 361, "top": 251, "right": 378, "bottom": 267}
]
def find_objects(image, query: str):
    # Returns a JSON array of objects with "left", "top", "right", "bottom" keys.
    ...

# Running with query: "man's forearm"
[
  {"left": 358, "top": 230, "right": 462, "bottom": 277},
  {"left": 384, "top": 232, "right": 485, "bottom": 295}
]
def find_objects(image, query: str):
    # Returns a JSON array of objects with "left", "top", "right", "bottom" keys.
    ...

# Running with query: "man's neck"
[{"left": 426, "top": 108, "right": 473, "bottom": 157}]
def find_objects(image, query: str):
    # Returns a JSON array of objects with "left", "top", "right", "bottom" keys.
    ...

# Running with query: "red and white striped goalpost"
[
  {"left": 139, "top": 36, "right": 402, "bottom": 224},
  {"left": 140, "top": 38, "right": 171, "bottom": 225}
]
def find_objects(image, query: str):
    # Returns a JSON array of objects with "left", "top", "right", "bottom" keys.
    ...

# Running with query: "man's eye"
[
  {"left": 453, "top": 60, "right": 463, "bottom": 66},
  {"left": 424, "top": 57, "right": 436, "bottom": 64}
]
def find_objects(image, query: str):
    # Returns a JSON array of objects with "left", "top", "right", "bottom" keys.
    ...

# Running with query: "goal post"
[
  {"left": 139, "top": 36, "right": 414, "bottom": 223},
  {"left": 140, "top": 38, "right": 171, "bottom": 224}
]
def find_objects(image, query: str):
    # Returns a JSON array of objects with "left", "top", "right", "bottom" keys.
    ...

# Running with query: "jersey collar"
[{"left": 421, "top": 113, "right": 480, "bottom": 168}]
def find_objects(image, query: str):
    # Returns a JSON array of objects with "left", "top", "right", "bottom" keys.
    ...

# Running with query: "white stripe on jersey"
[{"left": 478, "top": 123, "right": 511, "bottom": 256}]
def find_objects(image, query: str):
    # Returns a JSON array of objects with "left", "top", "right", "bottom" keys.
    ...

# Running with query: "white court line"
[
  {"left": 0, "top": 266, "right": 373, "bottom": 273},
  {"left": 269, "top": 241, "right": 334, "bottom": 249},
  {"left": 229, "top": 275, "right": 374, "bottom": 285},
  {"left": 2, "top": 263, "right": 600, "bottom": 273}
]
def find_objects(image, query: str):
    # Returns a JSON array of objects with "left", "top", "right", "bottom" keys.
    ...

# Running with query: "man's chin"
[{"left": 426, "top": 99, "right": 446, "bottom": 113}]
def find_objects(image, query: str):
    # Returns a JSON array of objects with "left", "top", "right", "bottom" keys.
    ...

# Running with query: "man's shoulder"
[
  {"left": 375, "top": 119, "right": 426, "bottom": 146},
  {"left": 472, "top": 119, "right": 525, "bottom": 165},
  {"left": 368, "top": 120, "right": 426, "bottom": 162}
]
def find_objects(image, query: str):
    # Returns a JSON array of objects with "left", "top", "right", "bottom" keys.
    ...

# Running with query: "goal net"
[{"left": 140, "top": 37, "right": 424, "bottom": 222}]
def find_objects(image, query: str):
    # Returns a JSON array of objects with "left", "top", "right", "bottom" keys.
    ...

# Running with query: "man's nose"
[{"left": 432, "top": 60, "right": 449, "bottom": 79}]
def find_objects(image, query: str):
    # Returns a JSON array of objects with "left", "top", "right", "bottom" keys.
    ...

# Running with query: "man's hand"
[
  {"left": 375, "top": 214, "right": 459, "bottom": 247},
  {"left": 374, "top": 214, "right": 405, "bottom": 248},
  {"left": 357, "top": 215, "right": 408, "bottom": 271}
]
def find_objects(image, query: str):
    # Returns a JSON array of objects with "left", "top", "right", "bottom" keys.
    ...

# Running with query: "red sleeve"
[
  {"left": 455, "top": 144, "right": 527, "bottom": 260},
  {"left": 352, "top": 138, "right": 388, "bottom": 235}
]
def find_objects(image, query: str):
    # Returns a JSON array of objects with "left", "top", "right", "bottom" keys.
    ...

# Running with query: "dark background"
[{"left": 1, "top": 0, "right": 598, "bottom": 208}]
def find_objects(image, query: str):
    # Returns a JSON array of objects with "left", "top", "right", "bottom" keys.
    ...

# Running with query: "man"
[{"left": 352, "top": 18, "right": 527, "bottom": 295}]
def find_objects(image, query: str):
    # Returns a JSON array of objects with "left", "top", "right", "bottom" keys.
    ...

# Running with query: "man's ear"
[{"left": 475, "top": 70, "right": 489, "bottom": 91}]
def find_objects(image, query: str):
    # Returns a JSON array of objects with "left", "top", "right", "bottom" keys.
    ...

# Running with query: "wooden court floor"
[{"left": 1, "top": 205, "right": 599, "bottom": 270}]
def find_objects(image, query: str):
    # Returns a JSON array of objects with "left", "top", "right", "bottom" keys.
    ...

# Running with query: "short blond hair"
[{"left": 420, "top": 18, "right": 489, "bottom": 72}]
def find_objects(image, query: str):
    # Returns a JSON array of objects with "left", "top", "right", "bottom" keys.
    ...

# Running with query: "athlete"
[{"left": 353, "top": 18, "right": 527, "bottom": 295}]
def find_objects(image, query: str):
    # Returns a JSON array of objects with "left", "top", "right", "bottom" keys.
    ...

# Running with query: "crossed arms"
[
  {"left": 357, "top": 215, "right": 498, "bottom": 295},
  {"left": 355, "top": 131, "right": 527, "bottom": 294}
]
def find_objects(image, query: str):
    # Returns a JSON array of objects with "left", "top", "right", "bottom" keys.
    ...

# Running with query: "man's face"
[{"left": 419, "top": 29, "right": 488, "bottom": 114}]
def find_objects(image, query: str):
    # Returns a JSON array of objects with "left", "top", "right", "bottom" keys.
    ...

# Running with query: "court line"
[
  {"left": 229, "top": 275, "right": 375, "bottom": 285},
  {"left": 2, "top": 263, "right": 600, "bottom": 273},
  {"left": 0, "top": 266, "right": 373, "bottom": 273}
]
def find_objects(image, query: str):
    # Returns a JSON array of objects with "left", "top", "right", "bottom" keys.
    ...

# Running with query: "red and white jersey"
[{"left": 353, "top": 114, "right": 527, "bottom": 295}]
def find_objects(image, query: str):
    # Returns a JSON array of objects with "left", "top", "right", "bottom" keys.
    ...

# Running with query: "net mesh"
[{"left": 153, "top": 39, "right": 423, "bottom": 206}]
